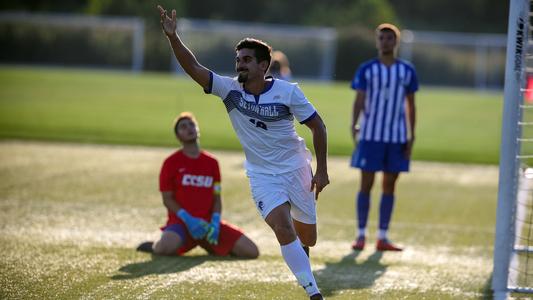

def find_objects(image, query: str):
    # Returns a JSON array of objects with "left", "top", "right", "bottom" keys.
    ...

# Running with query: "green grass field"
[
  {"left": 0, "top": 66, "right": 502, "bottom": 164},
  {"left": 0, "top": 141, "right": 496, "bottom": 299},
  {"left": 0, "top": 66, "right": 501, "bottom": 299}
]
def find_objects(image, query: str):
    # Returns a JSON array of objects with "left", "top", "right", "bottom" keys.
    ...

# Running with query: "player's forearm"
[
  {"left": 311, "top": 119, "right": 328, "bottom": 173},
  {"left": 212, "top": 195, "right": 222, "bottom": 215},
  {"left": 406, "top": 94, "right": 416, "bottom": 140},
  {"left": 166, "top": 33, "right": 209, "bottom": 88},
  {"left": 351, "top": 93, "right": 365, "bottom": 129},
  {"left": 351, "top": 102, "right": 361, "bottom": 127},
  {"left": 409, "top": 111, "right": 416, "bottom": 140},
  {"left": 162, "top": 192, "right": 181, "bottom": 214}
]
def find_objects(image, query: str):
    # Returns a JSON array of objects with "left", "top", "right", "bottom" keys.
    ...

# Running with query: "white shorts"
[{"left": 247, "top": 165, "right": 317, "bottom": 224}]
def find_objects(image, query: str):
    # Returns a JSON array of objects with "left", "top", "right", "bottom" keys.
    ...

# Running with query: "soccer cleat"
[
  {"left": 310, "top": 293, "right": 324, "bottom": 300},
  {"left": 376, "top": 239, "right": 403, "bottom": 251},
  {"left": 351, "top": 236, "right": 365, "bottom": 251},
  {"left": 136, "top": 241, "right": 154, "bottom": 253}
]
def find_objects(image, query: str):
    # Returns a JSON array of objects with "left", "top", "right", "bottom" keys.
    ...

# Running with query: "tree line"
[{"left": 1, "top": 0, "right": 509, "bottom": 33}]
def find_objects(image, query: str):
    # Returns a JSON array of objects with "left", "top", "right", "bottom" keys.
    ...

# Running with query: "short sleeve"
[
  {"left": 207, "top": 71, "right": 240, "bottom": 100},
  {"left": 406, "top": 67, "right": 419, "bottom": 94},
  {"left": 351, "top": 65, "right": 367, "bottom": 91},
  {"left": 159, "top": 158, "right": 175, "bottom": 192},
  {"left": 290, "top": 84, "right": 317, "bottom": 124}
]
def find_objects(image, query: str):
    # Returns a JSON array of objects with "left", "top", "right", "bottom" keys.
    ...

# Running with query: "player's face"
[
  {"left": 235, "top": 48, "right": 267, "bottom": 83},
  {"left": 176, "top": 118, "right": 199, "bottom": 144},
  {"left": 377, "top": 30, "right": 397, "bottom": 56}
]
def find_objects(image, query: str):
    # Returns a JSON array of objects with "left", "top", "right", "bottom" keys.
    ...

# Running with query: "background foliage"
[{"left": 0, "top": 0, "right": 509, "bottom": 82}]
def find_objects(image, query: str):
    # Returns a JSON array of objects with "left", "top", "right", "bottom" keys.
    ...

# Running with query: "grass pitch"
[
  {"left": 0, "top": 141, "right": 496, "bottom": 299},
  {"left": 0, "top": 66, "right": 502, "bottom": 164}
]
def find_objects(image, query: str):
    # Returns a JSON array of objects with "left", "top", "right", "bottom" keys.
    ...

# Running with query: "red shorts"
[{"left": 163, "top": 220, "right": 244, "bottom": 256}]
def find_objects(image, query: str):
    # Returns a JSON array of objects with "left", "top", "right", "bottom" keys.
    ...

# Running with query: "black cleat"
[
  {"left": 136, "top": 241, "right": 154, "bottom": 253},
  {"left": 310, "top": 293, "right": 323, "bottom": 300}
]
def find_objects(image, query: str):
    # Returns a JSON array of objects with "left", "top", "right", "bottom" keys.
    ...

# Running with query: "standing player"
[
  {"left": 350, "top": 23, "right": 418, "bottom": 252},
  {"left": 137, "top": 112, "right": 259, "bottom": 258},
  {"left": 157, "top": 5, "right": 329, "bottom": 300}
]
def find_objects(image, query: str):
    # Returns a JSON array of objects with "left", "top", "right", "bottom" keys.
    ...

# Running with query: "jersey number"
[{"left": 249, "top": 118, "right": 268, "bottom": 130}]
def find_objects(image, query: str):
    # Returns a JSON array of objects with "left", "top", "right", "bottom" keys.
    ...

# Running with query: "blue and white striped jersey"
[
  {"left": 206, "top": 71, "right": 316, "bottom": 174},
  {"left": 351, "top": 58, "right": 419, "bottom": 143}
]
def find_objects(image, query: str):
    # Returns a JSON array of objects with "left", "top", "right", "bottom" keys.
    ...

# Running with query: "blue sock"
[
  {"left": 379, "top": 194, "right": 395, "bottom": 231},
  {"left": 357, "top": 192, "right": 370, "bottom": 235}
]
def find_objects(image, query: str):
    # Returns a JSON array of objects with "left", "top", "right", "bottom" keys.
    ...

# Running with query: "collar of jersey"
[{"left": 243, "top": 77, "right": 275, "bottom": 104}]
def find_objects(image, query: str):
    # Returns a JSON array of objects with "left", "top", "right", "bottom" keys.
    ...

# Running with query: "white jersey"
[{"left": 207, "top": 71, "right": 316, "bottom": 174}]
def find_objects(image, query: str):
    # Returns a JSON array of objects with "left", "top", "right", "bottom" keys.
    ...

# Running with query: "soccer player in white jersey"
[
  {"left": 350, "top": 23, "right": 418, "bottom": 252},
  {"left": 157, "top": 5, "right": 329, "bottom": 300}
]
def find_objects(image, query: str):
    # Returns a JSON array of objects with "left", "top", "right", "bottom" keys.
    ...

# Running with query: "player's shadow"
[
  {"left": 314, "top": 250, "right": 386, "bottom": 297},
  {"left": 111, "top": 254, "right": 238, "bottom": 280}
]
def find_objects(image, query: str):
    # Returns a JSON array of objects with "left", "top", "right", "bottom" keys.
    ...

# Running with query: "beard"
[{"left": 237, "top": 71, "right": 248, "bottom": 83}]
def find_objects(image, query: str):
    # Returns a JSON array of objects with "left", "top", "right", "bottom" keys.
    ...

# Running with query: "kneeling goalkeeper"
[{"left": 137, "top": 112, "right": 259, "bottom": 258}]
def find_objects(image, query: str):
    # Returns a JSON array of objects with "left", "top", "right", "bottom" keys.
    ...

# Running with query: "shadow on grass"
[
  {"left": 314, "top": 250, "right": 386, "bottom": 297},
  {"left": 111, "top": 254, "right": 239, "bottom": 280},
  {"left": 481, "top": 273, "right": 493, "bottom": 300}
]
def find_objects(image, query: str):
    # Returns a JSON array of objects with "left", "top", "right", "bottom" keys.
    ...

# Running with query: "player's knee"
[
  {"left": 231, "top": 236, "right": 260, "bottom": 259},
  {"left": 271, "top": 223, "right": 297, "bottom": 242},
  {"left": 244, "top": 243, "right": 260, "bottom": 259},
  {"left": 153, "top": 241, "right": 178, "bottom": 256}
]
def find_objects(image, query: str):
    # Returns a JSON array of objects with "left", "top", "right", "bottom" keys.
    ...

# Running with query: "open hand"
[{"left": 157, "top": 5, "right": 176, "bottom": 37}]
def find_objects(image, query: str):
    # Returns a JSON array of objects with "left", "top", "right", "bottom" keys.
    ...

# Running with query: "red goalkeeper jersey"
[{"left": 159, "top": 150, "right": 220, "bottom": 225}]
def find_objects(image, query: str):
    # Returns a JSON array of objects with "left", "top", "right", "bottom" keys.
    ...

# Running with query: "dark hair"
[
  {"left": 235, "top": 38, "right": 272, "bottom": 67},
  {"left": 173, "top": 112, "right": 198, "bottom": 136}
]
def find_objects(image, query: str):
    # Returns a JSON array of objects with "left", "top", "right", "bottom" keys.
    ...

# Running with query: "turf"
[
  {"left": 0, "top": 141, "right": 496, "bottom": 299},
  {"left": 0, "top": 66, "right": 502, "bottom": 164}
]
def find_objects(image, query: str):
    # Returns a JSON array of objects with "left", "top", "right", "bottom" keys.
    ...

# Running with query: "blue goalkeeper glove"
[
  {"left": 177, "top": 209, "right": 209, "bottom": 240},
  {"left": 206, "top": 212, "right": 221, "bottom": 245}
]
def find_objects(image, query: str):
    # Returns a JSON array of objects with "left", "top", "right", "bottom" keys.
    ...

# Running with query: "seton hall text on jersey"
[
  {"left": 238, "top": 98, "right": 279, "bottom": 117},
  {"left": 181, "top": 174, "right": 213, "bottom": 188}
]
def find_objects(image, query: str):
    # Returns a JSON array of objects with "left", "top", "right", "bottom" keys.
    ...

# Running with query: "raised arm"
[
  {"left": 304, "top": 114, "right": 329, "bottom": 200},
  {"left": 158, "top": 5, "right": 211, "bottom": 90}
]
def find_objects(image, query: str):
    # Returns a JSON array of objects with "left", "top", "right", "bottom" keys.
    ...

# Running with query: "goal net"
[{"left": 493, "top": 0, "right": 533, "bottom": 298}]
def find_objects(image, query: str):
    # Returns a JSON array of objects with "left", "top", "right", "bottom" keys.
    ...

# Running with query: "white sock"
[
  {"left": 358, "top": 228, "right": 367, "bottom": 238},
  {"left": 280, "top": 238, "right": 320, "bottom": 296},
  {"left": 378, "top": 229, "right": 388, "bottom": 240}
]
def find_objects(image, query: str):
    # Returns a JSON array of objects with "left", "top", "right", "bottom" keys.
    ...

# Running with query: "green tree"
[
  {"left": 303, "top": 0, "right": 398, "bottom": 27},
  {"left": 85, "top": 0, "right": 186, "bottom": 70},
  {"left": 389, "top": 0, "right": 508, "bottom": 33}
]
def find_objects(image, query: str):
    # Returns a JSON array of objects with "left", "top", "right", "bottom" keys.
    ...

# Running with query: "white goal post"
[{"left": 493, "top": 0, "right": 532, "bottom": 299}]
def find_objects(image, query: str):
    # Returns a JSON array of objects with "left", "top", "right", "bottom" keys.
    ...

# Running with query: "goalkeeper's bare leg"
[
  {"left": 153, "top": 231, "right": 183, "bottom": 255},
  {"left": 230, "top": 234, "right": 259, "bottom": 258}
]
